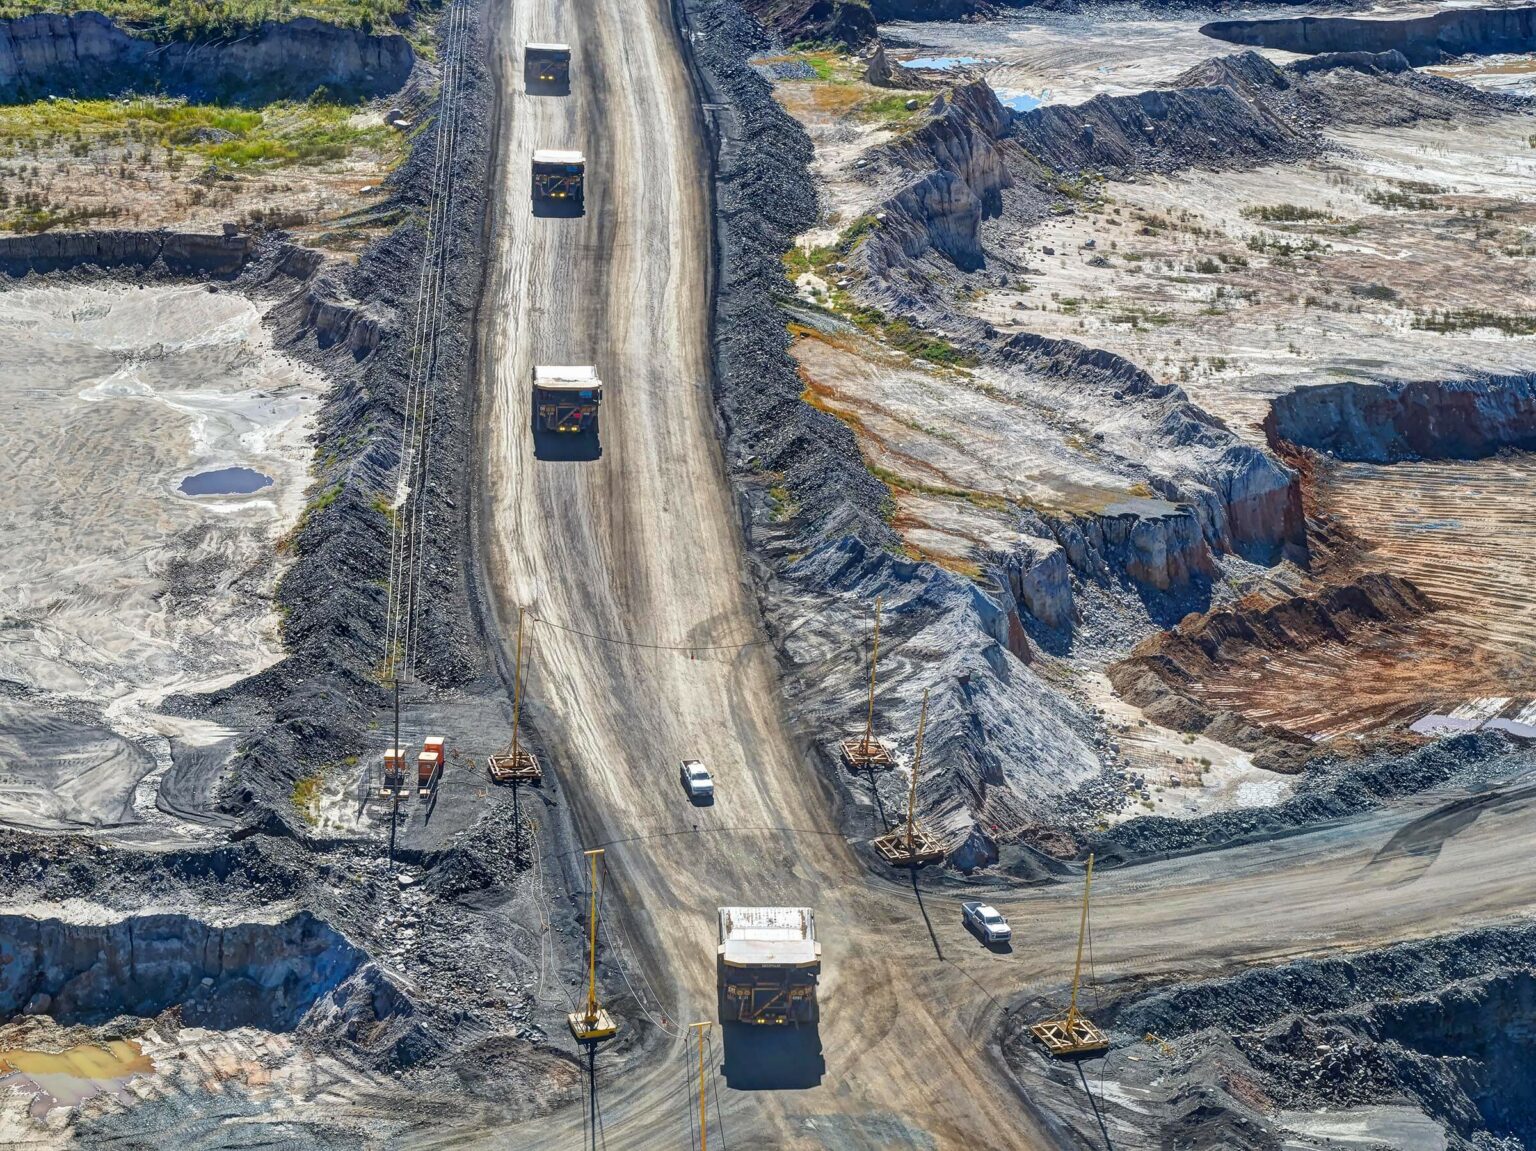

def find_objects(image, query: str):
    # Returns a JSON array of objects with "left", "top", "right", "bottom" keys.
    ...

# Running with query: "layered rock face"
[
  {"left": 739, "top": 0, "right": 876, "bottom": 48},
  {"left": 1108, "top": 572, "right": 1433, "bottom": 764},
  {"left": 0, "top": 13, "right": 413, "bottom": 104},
  {"left": 1204, "top": 6, "right": 1536, "bottom": 67},
  {"left": 0, "top": 912, "right": 361, "bottom": 1028},
  {"left": 1266, "top": 374, "right": 1536, "bottom": 463},
  {"left": 869, "top": 81, "right": 1013, "bottom": 272},
  {"left": 0, "top": 229, "right": 252, "bottom": 277}
]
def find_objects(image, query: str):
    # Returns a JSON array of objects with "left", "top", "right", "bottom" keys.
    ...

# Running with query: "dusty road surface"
[
  {"left": 470, "top": 1, "right": 1536, "bottom": 1149},
  {"left": 474, "top": 0, "right": 1049, "bottom": 1146}
]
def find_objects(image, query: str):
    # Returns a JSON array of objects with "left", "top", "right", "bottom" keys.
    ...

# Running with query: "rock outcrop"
[
  {"left": 0, "top": 911, "right": 362, "bottom": 1029},
  {"left": 739, "top": 0, "right": 877, "bottom": 49},
  {"left": 1109, "top": 572, "right": 1433, "bottom": 766},
  {"left": 987, "top": 535, "right": 1074, "bottom": 629},
  {"left": 0, "top": 229, "right": 252, "bottom": 277},
  {"left": 1203, "top": 6, "right": 1536, "bottom": 67},
  {"left": 867, "top": 81, "right": 1013, "bottom": 272},
  {"left": 0, "top": 12, "right": 413, "bottom": 104},
  {"left": 1265, "top": 374, "right": 1536, "bottom": 463}
]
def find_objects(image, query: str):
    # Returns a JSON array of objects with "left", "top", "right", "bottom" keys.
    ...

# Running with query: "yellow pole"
[
  {"left": 1067, "top": 853, "right": 1095, "bottom": 1025},
  {"left": 584, "top": 848, "right": 603, "bottom": 1025},
  {"left": 861, "top": 595, "right": 882, "bottom": 753},
  {"left": 907, "top": 689, "right": 928, "bottom": 852},
  {"left": 511, "top": 607, "right": 525, "bottom": 760},
  {"left": 692, "top": 1021, "right": 711, "bottom": 1151}
]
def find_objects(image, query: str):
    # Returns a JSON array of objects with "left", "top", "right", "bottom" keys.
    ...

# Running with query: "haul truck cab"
[
  {"left": 532, "top": 149, "right": 585, "bottom": 213},
  {"left": 525, "top": 42, "right": 571, "bottom": 89},
  {"left": 534, "top": 365, "right": 602, "bottom": 434}
]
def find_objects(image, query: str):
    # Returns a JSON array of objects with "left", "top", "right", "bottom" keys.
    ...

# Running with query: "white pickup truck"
[{"left": 679, "top": 759, "right": 714, "bottom": 801}]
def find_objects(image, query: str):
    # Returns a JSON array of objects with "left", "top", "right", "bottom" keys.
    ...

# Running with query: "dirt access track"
[{"left": 466, "top": 0, "right": 1536, "bottom": 1147}]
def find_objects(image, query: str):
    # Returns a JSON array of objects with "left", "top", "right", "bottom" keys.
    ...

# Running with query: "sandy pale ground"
[{"left": 0, "top": 284, "right": 325, "bottom": 830}]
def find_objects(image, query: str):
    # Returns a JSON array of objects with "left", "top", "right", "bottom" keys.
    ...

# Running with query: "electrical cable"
[{"left": 531, "top": 613, "right": 771, "bottom": 654}]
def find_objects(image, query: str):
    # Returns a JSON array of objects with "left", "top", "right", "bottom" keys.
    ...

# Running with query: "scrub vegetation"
[{"left": 0, "top": 0, "right": 415, "bottom": 38}]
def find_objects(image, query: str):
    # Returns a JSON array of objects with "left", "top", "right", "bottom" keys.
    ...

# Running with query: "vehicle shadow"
[
  {"left": 687, "top": 792, "right": 716, "bottom": 807},
  {"left": 531, "top": 419, "right": 602, "bottom": 462},
  {"left": 531, "top": 197, "right": 585, "bottom": 219},
  {"left": 720, "top": 1020, "right": 825, "bottom": 1091}
]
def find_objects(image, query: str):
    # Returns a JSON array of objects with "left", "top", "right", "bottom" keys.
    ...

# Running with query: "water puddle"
[
  {"left": 902, "top": 56, "right": 985, "bottom": 70},
  {"left": 0, "top": 1040, "right": 154, "bottom": 1115},
  {"left": 179, "top": 466, "right": 274, "bottom": 496},
  {"left": 995, "top": 87, "right": 1045, "bottom": 112}
]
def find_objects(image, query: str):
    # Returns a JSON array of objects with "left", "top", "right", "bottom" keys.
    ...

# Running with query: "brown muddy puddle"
[{"left": 0, "top": 1040, "right": 153, "bottom": 1115}]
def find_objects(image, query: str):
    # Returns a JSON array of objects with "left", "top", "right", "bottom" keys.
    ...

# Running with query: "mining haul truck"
[
  {"left": 717, "top": 906, "right": 820, "bottom": 1025},
  {"left": 534, "top": 365, "right": 602, "bottom": 433},
  {"left": 532, "top": 149, "right": 584, "bottom": 208},
  {"left": 525, "top": 42, "right": 571, "bottom": 85}
]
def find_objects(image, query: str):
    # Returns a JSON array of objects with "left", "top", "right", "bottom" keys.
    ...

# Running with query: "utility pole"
[
  {"left": 871, "top": 687, "right": 942, "bottom": 866},
  {"left": 389, "top": 665, "right": 401, "bottom": 869},
  {"left": 691, "top": 1021, "right": 711, "bottom": 1151},
  {"left": 861, "top": 594, "right": 882, "bottom": 756},
  {"left": 840, "top": 596, "right": 895, "bottom": 770},
  {"left": 905, "top": 689, "right": 927, "bottom": 856},
  {"left": 1030, "top": 853, "right": 1110, "bottom": 1056},
  {"left": 568, "top": 849, "right": 618, "bottom": 1043}
]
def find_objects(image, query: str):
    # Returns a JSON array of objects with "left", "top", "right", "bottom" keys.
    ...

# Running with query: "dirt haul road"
[
  {"left": 472, "top": 0, "right": 1050, "bottom": 1146},
  {"left": 468, "top": 1, "right": 1536, "bottom": 1149}
]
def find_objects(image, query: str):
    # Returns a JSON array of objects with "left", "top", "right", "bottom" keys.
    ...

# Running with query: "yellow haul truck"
[
  {"left": 532, "top": 149, "right": 585, "bottom": 212},
  {"left": 524, "top": 42, "right": 571, "bottom": 87},
  {"left": 534, "top": 365, "right": 602, "bottom": 434},
  {"left": 717, "top": 906, "right": 820, "bottom": 1025}
]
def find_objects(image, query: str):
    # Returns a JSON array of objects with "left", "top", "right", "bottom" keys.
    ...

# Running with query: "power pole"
[{"left": 691, "top": 1021, "right": 711, "bottom": 1151}]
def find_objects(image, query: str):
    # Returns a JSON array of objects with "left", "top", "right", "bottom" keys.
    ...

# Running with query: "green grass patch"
[
  {"left": 0, "top": 0, "right": 415, "bottom": 38},
  {"left": 882, "top": 319, "right": 977, "bottom": 367},
  {"left": 292, "top": 771, "right": 324, "bottom": 825},
  {"left": 855, "top": 92, "right": 925, "bottom": 124},
  {"left": 1366, "top": 187, "right": 1440, "bottom": 211},
  {"left": 782, "top": 214, "right": 880, "bottom": 277},
  {"left": 0, "top": 97, "right": 405, "bottom": 172}
]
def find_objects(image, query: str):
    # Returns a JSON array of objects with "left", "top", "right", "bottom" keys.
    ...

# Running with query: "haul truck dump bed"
[
  {"left": 534, "top": 365, "right": 602, "bottom": 433},
  {"left": 717, "top": 906, "right": 820, "bottom": 1025},
  {"left": 532, "top": 149, "right": 584, "bottom": 209}
]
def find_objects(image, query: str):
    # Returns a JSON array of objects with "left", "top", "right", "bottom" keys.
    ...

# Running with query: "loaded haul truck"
[
  {"left": 534, "top": 365, "right": 602, "bottom": 434},
  {"left": 717, "top": 906, "right": 820, "bottom": 1025},
  {"left": 532, "top": 149, "right": 585, "bottom": 211}
]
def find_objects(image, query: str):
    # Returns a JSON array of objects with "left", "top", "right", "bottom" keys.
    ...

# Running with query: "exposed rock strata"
[
  {"left": 1203, "top": 6, "right": 1536, "bottom": 67},
  {"left": 740, "top": 0, "right": 877, "bottom": 48},
  {"left": 683, "top": 0, "right": 1103, "bottom": 865},
  {"left": 0, "top": 911, "right": 361, "bottom": 1028},
  {"left": 1266, "top": 373, "right": 1536, "bottom": 464},
  {"left": 0, "top": 12, "right": 413, "bottom": 104},
  {"left": 0, "top": 229, "right": 252, "bottom": 277},
  {"left": 1109, "top": 572, "right": 1433, "bottom": 765}
]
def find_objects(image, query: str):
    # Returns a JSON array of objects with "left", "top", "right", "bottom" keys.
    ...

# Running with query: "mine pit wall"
[
  {"left": 1096, "top": 922, "right": 1536, "bottom": 1148},
  {"left": 0, "top": 12, "right": 413, "bottom": 103},
  {"left": 0, "top": 229, "right": 253, "bottom": 278},
  {"left": 1266, "top": 374, "right": 1536, "bottom": 464},
  {"left": 1203, "top": 6, "right": 1536, "bottom": 67},
  {"left": 0, "top": 911, "right": 361, "bottom": 1029},
  {"left": 682, "top": 0, "right": 1106, "bottom": 870}
]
